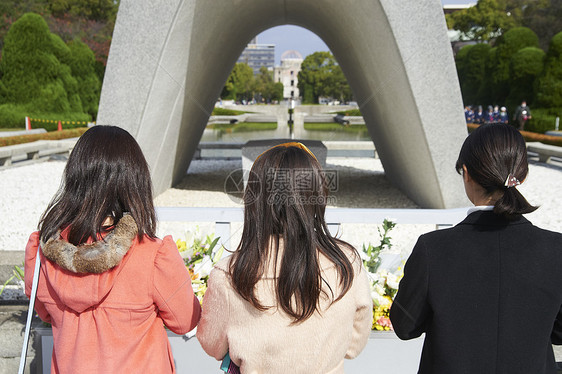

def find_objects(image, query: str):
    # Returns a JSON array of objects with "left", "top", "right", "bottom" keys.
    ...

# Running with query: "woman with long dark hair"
[
  {"left": 24, "top": 126, "right": 201, "bottom": 373},
  {"left": 390, "top": 124, "right": 562, "bottom": 373},
  {"left": 197, "top": 142, "right": 372, "bottom": 373}
]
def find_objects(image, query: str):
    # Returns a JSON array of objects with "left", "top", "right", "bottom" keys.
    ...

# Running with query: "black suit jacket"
[{"left": 390, "top": 210, "right": 562, "bottom": 374}]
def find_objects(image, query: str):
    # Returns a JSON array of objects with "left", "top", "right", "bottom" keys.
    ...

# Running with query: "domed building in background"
[{"left": 273, "top": 50, "right": 303, "bottom": 100}]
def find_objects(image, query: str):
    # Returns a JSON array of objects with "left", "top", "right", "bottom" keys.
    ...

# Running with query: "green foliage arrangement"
[{"left": 0, "top": 127, "right": 88, "bottom": 147}]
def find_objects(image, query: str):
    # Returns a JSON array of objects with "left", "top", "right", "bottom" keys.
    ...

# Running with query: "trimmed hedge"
[
  {"left": 467, "top": 123, "right": 562, "bottom": 146},
  {"left": 525, "top": 108, "right": 561, "bottom": 133},
  {"left": 0, "top": 103, "right": 90, "bottom": 129},
  {"left": 0, "top": 127, "right": 88, "bottom": 147}
]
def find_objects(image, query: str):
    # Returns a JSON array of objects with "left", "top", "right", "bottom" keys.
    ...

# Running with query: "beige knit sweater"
[{"left": 196, "top": 246, "right": 373, "bottom": 374}]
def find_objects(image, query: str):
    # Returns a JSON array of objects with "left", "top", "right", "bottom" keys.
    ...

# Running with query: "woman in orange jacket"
[{"left": 24, "top": 126, "right": 201, "bottom": 373}]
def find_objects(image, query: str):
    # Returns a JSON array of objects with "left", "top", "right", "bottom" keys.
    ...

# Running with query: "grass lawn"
[
  {"left": 207, "top": 122, "right": 277, "bottom": 132},
  {"left": 304, "top": 122, "right": 367, "bottom": 132},
  {"left": 0, "top": 128, "right": 25, "bottom": 132},
  {"left": 212, "top": 107, "right": 252, "bottom": 116},
  {"left": 332, "top": 109, "right": 362, "bottom": 116}
]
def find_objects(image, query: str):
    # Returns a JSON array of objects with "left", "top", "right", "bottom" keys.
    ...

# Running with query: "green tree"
[
  {"left": 297, "top": 51, "right": 352, "bottom": 104},
  {"left": 506, "top": 46, "right": 545, "bottom": 110},
  {"left": 446, "top": 0, "right": 520, "bottom": 41},
  {"left": 0, "top": 13, "right": 71, "bottom": 112},
  {"left": 221, "top": 63, "right": 254, "bottom": 101},
  {"left": 67, "top": 39, "right": 101, "bottom": 117},
  {"left": 49, "top": 0, "right": 119, "bottom": 22},
  {"left": 486, "top": 27, "right": 539, "bottom": 103},
  {"left": 0, "top": 13, "right": 91, "bottom": 127},
  {"left": 536, "top": 31, "right": 562, "bottom": 109},
  {"left": 456, "top": 43, "right": 491, "bottom": 104}
]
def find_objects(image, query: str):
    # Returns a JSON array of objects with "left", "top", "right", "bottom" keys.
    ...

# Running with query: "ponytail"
[{"left": 494, "top": 186, "right": 537, "bottom": 220}]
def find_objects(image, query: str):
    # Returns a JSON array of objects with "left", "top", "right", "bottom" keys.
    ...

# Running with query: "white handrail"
[{"left": 155, "top": 207, "right": 470, "bottom": 249}]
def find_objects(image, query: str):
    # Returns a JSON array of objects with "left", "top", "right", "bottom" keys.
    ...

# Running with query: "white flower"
[
  {"left": 194, "top": 258, "right": 213, "bottom": 278},
  {"left": 386, "top": 272, "right": 400, "bottom": 290},
  {"left": 374, "top": 283, "right": 385, "bottom": 296}
]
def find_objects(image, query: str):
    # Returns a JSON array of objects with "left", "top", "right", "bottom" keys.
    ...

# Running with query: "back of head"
[
  {"left": 230, "top": 143, "right": 355, "bottom": 323},
  {"left": 40, "top": 126, "right": 156, "bottom": 245},
  {"left": 455, "top": 124, "right": 537, "bottom": 219}
]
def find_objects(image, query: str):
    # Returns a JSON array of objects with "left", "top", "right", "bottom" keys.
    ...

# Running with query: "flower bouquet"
[
  {"left": 175, "top": 220, "right": 404, "bottom": 331},
  {"left": 176, "top": 229, "right": 225, "bottom": 301},
  {"left": 361, "top": 219, "right": 403, "bottom": 331}
]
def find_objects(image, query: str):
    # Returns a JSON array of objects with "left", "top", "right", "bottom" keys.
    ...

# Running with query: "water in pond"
[{"left": 200, "top": 124, "right": 371, "bottom": 143}]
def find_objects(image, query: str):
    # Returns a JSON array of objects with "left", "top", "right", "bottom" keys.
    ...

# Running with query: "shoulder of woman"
[{"left": 212, "top": 256, "right": 232, "bottom": 274}]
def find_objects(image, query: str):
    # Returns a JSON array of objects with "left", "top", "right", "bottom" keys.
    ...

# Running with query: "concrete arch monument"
[{"left": 97, "top": 0, "right": 469, "bottom": 208}]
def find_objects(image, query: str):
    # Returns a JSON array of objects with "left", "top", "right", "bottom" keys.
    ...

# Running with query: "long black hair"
[
  {"left": 229, "top": 143, "right": 357, "bottom": 323},
  {"left": 455, "top": 124, "right": 537, "bottom": 219},
  {"left": 39, "top": 125, "right": 156, "bottom": 245}
]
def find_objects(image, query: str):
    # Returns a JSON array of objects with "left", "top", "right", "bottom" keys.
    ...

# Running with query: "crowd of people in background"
[
  {"left": 465, "top": 105, "right": 509, "bottom": 125},
  {"left": 464, "top": 100, "right": 532, "bottom": 130}
]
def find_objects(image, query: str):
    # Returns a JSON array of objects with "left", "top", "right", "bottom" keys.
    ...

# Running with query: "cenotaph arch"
[{"left": 97, "top": 0, "right": 469, "bottom": 208}]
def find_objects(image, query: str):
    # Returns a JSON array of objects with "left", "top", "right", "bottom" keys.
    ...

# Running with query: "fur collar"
[{"left": 40, "top": 215, "right": 138, "bottom": 274}]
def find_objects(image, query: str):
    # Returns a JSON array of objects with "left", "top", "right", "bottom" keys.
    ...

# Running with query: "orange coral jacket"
[{"left": 25, "top": 232, "right": 201, "bottom": 374}]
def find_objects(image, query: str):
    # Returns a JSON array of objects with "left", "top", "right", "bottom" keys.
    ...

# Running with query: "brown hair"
[
  {"left": 39, "top": 126, "right": 156, "bottom": 245},
  {"left": 229, "top": 143, "right": 357, "bottom": 323},
  {"left": 455, "top": 124, "right": 537, "bottom": 219}
]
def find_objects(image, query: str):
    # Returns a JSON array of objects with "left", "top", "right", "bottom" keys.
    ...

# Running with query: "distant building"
[
  {"left": 273, "top": 50, "right": 303, "bottom": 99},
  {"left": 237, "top": 37, "right": 275, "bottom": 75}
]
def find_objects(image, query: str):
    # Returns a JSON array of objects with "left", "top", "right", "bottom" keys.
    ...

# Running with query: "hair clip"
[
  {"left": 256, "top": 142, "right": 318, "bottom": 162},
  {"left": 504, "top": 173, "right": 521, "bottom": 188}
]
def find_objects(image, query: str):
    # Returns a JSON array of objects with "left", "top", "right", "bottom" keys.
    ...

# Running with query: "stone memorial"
[{"left": 97, "top": 0, "right": 469, "bottom": 208}]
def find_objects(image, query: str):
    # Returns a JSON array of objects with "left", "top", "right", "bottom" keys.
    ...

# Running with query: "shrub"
[
  {"left": 0, "top": 13, "right": 98, "bottom": 122},
  {"left": 0, "top": 104, "right": 27, "bottom": 128},
  {"left": 0, "top": 14, "right": 70, "bottom": 112},
  {"left": 0, "top": 103, "right": 90, "bottom": 129},
  {"left": 536, "top": 31, "right": 562, "bottom": 109},
  {"left": 525, "top": 108, "right": 559, "bottom": 133}
]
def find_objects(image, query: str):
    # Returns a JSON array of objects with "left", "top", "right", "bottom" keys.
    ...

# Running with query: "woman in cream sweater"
[{"left": 197, "top": 142, "right": 373, "bottom": 374}]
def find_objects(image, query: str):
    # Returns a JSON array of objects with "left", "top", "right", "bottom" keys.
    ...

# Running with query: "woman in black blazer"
[{"left": 390, "top": 124, "right": 562, "bottom": 374}]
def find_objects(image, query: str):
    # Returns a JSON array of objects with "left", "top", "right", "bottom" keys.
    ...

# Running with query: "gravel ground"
[{"left": 1, "top": 156, "right": 561, "bottom": 258}]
